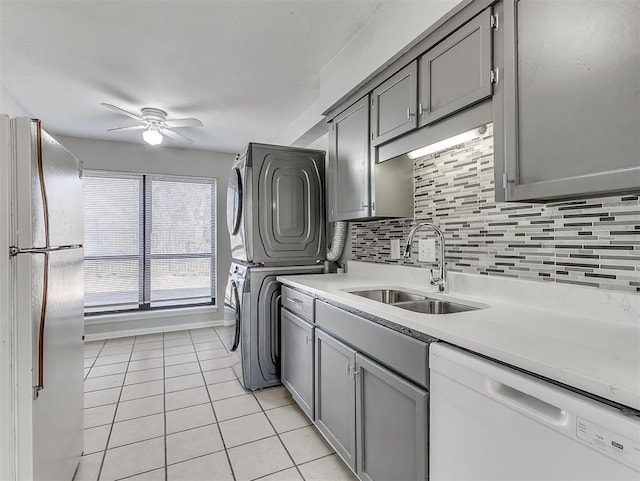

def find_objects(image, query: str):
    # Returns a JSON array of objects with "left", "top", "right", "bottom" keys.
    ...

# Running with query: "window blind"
[{"left": 83, "top": 171, "right": 216, "bottom": 314}]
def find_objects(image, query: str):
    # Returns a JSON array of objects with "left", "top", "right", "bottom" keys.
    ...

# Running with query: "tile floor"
[{"left": 75, "top": 327, "right": 358, "bottom": 481}]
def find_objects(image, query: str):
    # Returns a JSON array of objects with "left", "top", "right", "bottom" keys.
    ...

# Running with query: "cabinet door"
[
  {"left": 419, "top": 9, "right": 492, "bottom": 126},
  {"left": 281, "top": 308, "right": 314, "bottom": 418},
  {"left": 355, "top": 353, "right": 428, "bottom": 481},
  {"left": 315, "top": 329, "right": 357, "bottom": 470},
  {"left": 328, "top": 96, "right": 370, "bottom": 222},
  {"left": 494, "top": 0, "right": 640, "bottom": 201},
  {"left": 371, "top": 61, "right": 418, "bottom": 146}
]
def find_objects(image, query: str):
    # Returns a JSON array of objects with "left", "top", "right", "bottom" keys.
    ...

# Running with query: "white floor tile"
[
  {"left": 165, "top": 386, "right": 210, "bottom": 412},
  {"left": 165, "top": 361, "right": 201, "bottom": 379},
  {"left": 130, "top": 349, "right": 164, "bottom": 361},
  {"left": 127, "top": 357, "right": 163, "bottom": 372},
  {"left": 166, "top": 424, "right": 224, "bottom": 465},
  {"left": 100, "top": 437, "right": 165, "bottom": 481},
  {"left": 165, "top": 372, "right": 204, "bottom": 393},
  {"left": 227, "top": 436, "right": 294, "bottom": 481},
  {"left": 84, "top": 358, "right": 96, "bottom": 368},
  {"left": 135, "top": 333, "right": 164, "bottom": 343},
  {"left": 199, "top": 357, "right": 232, "bottom": 371},
  {"left": 87, "top": 362, "right": 128, "bottom": 378},
  {"left": 164, "top": 344, "right": 195, "bottom": 356},
  {"left": 163, "top": 337, "right": 193, "bottom": 348},
  {"left": 120, "top": 380, "right": 164, "bottom": 402},
  {"left": 83, "top": 424, "right": 111, "bottom": 455},
  {"left": 84, "top": 340, "right": 105, "bottom": 350},
  {"left": 207, "top": 379, "right": 248, "bottom": 401},
  {"left": 165, "top": 352, "right": 198, "bottom": 366},
  {"left": 212, "top": 394, "right": 261, "bottom": 421},
  {"left": 164, "top": 331, "right": 191, "bottom": 340},
  {"left": 265, "top": 404, "right": 312, "bottom": 433},
  {"left": 108, "top": 413, "right": 165, "bottom": 448},
  {"left": 84, "top": 403, "right": 117, "bottom": 428},
  {"left": 115, "top": 394, "right": 164, "bottom": 422},
  {"left": 166, "top": 403, "right": 216, "bottom": 434},
  {"left": 84, "top": 387, "right": 121, "bottom": 409},
  {"left": 84, "top": 374, "right": 125, "bottom": 393},
  {"left": 196, "top": 348, "right": 228, "bottom": 361},
  {"left": 280, "top": 426, "right": 334, "bottom": 464},
  {"left": 258, "top": 468, "right": 304, "bottom": 481},
  {"left": 94, "top": 353, "right": 130, "bottom": 366},
  {"left": 218, "top": 412, "right": 276, "bottom": 448},
  {"left": 73, "top": 452, "right": 103, "bottom": 481},
  {"left": 193, "top": 340, "right": 224, "bottom": 352},
  {"left": 203, "top": 367, "right": 237, "bottom": 385},
  {"left": 100, "top": 345, "right": 134, "bottom": 356},
  {"left": 254, "top": 386, "right": 294, "bottom": 410},
  {"left": 167, "top": 451, "right": 233, "bottom": 481},
  {"left": 119, "top": 468, "right": 165, "bottom": 481},
  {"left": 124, "top": 367, "right": 164, "bottom": 386},
  {"left": 133, "top": 341, "right": 164, "bottom": 353},
  {"left": 297, "top": 454, "right": 358, "bottom": 481}
]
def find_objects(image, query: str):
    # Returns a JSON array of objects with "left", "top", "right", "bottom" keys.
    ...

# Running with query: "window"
[{"left": 83, "top": 171, "right": 216, "bottom": 314}]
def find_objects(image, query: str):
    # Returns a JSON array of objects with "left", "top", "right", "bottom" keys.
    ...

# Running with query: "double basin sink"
[{"left": 348, "top": 288, "right": 480, "bottom": 314}]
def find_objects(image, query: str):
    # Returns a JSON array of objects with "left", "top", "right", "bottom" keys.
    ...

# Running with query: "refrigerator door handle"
[{"left": 9, "top": 244, "right": 83, "bottom": 257}]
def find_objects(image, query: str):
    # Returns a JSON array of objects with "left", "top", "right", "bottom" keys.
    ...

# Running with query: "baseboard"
[{"left": 84, "top": 319, "right": 225, "bottom": 341}]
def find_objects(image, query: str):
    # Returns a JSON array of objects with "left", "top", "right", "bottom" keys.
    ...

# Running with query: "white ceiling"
[{"left": 0, "top": 0, "right": 383, "bottom": 153}]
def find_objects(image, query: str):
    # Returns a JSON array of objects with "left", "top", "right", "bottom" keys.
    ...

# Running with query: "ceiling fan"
[{"left": 101, "top": 103, "right": 203, "bottom": 145}]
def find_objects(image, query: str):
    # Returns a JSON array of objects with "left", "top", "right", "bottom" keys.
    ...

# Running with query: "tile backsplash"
[{"left": 351, "top": 124, "right": 640, "bottom": 293}]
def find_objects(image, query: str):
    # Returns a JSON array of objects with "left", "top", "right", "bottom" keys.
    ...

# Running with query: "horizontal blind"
[
  {"left": 83, "top": 171, "right": 143, "bottom": 313},
  {"left": 149, "top": 175, "right": 216, "bottom": 307},
  {"left": 83, "top": 170, "right": 216, "bottom": 314}
]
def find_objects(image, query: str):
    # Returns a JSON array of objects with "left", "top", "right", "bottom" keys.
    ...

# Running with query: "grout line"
[{"left": 190, "top": 327, "right": 238, "bottom": 481}]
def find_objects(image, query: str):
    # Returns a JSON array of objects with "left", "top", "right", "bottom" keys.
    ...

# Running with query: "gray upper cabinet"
[
  {"left": 315, "top": 329, "right": 357, "bottom": 470},
  {"left": 371, "top": 61, "right": 418, "bottom": 146},
  {"left": 329, "top": 96, "right": 371, "bottom": 222},
  {"left": 355, "top": 353, "right": 428, "bottom": 481},
  {"left": 419, "top": 8, "right": 493, "bottom": 127},
  {"left": 494, "top": 0, "right": 640, "bottom": 201}
]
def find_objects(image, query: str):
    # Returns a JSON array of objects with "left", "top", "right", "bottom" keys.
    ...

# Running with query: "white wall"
[
  {"left": 276, "top": 0, "right": 459, "bottom": 146},
  {"left": 56, "top": 135, "right": 236, "bottom": 334},
  {"left": 0, "top": 85, "right": 30, "bottom": 117}
]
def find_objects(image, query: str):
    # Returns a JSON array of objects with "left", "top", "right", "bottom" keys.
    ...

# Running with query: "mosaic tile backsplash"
[{"left": 351, "top": 124, "right": 640, "bottom": 293}]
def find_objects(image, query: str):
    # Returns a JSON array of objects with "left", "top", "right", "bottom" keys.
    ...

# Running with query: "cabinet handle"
[
  {"left": 418, "top": 103, "right": 424, "bottom": 116},
  {"left": 286, "top": 297, "right": 302, "bottom": 304},
  {"left": 305, "top": 336, "right": 312, "bottom": 345},
  {"left": 352, "top": 369, "right": 360, "bottom": 377},
  {"left": 346, "top": 363, "right": 351, "bottom": 376},
  {"left": 406, "top": 108, "right": 411, "bottom": 120}
]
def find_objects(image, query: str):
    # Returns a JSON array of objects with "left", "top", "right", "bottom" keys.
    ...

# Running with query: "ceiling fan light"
[{"left": 143, "top": 128, "right": 163, "bottom": 145}]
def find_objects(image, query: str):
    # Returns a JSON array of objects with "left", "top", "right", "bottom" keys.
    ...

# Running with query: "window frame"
[{"left": 83, "top": 169, "right": 217, "bottom": 316}]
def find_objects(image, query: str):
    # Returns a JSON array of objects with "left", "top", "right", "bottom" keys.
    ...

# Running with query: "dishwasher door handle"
[{"left": 484, "top": 378, "right": 569, "bottom": 426}]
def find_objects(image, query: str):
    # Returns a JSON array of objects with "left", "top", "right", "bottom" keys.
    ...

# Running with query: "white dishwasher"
[{"left": 429, "top": 343, "right": 640, "bottom": 481}]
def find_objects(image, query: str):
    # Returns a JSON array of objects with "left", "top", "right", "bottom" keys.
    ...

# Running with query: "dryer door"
[
  {"left": 227, "top": 165, "right": 249, "bottom": 262},
  {"left": 254, "top": 148, "right": 325, "bottom": 264}
]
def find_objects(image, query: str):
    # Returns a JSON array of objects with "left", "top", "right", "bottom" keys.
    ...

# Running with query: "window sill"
[{"left": 85, "top": 305, "right": 218, "bottom": 325}]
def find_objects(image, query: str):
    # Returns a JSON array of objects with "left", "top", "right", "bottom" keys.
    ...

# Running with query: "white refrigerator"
[{"left": 1, "top": 115, "right": 84, "bottom": 480}]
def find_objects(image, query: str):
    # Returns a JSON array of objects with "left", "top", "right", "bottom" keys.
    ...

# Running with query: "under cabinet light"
[{"left": 407, "top": 125, "right": 487, "bottom": 159}]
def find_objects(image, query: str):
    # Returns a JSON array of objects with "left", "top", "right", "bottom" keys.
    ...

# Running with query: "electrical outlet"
[
  {"left": 418, "top": 239, "right": 436, "bottom": 262},
  {"left": 390, "top": 239, "right": 401, "bottom": 259}
]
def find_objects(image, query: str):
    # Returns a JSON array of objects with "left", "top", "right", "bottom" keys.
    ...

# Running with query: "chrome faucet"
[{"left": 404, "top": 222, "right": 447, "bottom": 292}]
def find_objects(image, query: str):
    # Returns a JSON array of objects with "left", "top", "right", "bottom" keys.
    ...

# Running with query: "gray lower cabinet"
[
  {"left": 371, "top": 61, "right": 418, "bottom": 146},
  {"left": 281, "top": 308, "right": 314, "bottom": 418},
  {"left": 418, "top": 8, "right": 493, "bottom": 127},
  {"left": 315, "top": 329, "right": 357, "bottom": 470},
  {"left": 329, "top": 95, "right": 370, "bottom": 222},
  {"left": 315, "top": 326, "right": 429, "bottom": 481},
  {"left": 494, "top": 0, "right": 640, "bottom": 201},
  {"left": 355, "top": 353, "right": 428, "bottom": 481}
]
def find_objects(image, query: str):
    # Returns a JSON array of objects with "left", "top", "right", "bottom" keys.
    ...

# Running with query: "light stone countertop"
[{"left": 278, "top": 261, "right": 640, "bottom": 411}]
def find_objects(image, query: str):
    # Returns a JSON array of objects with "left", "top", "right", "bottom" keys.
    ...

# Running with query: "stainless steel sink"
[
  {"left": 392, "top": 300, "right": 478, "bottom": 314},
  {"left": 348, "top": 288, "right": 481, "bottom": 314},
  {"left": 349, "top": 289, "right": 426, "bottom": 304}
]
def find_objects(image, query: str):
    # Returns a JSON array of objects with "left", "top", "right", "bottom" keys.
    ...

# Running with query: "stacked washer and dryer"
[{"left": 224, "top": 143, "right": 326, "bottom": 390}]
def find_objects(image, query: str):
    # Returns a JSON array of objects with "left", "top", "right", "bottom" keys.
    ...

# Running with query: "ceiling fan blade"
[
  {"left": 101, "top": 103, "right": 144, "bottom": 122},
  {"left": 160, "top": 127, "right": 193, "bottom": 144},
  {"left": 163, "top": 118, "right": 203, "bottom": 128},
  {"left": 107, "top": 125, "right": 146, "bottom": 132}
]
